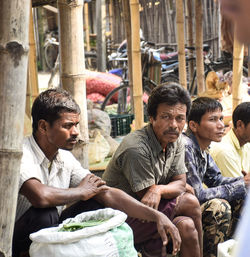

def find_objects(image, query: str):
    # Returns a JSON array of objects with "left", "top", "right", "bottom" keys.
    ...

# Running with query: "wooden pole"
[
  {"left": 84, "top": 2, "right": 91, "bottom": 67},
  {"left": 0, "top": 1, "right": 30, "bottom": 256},
  {"left": 58, "top": 0, "right": 89, "bottom": 168},
  {"left": 195, "top": 0, "right": 205, "bottom": 94},
  {"left": 176, "top": 0, "right": 187, "bottom": 88},
  {"left": 28, "top": 5, "right": 39, "bottom": 107},
  {"left": 232, "top": 28, "right": 244, "bottom": 111},
  {"left": 96, "top": 0, "right": 106, "bottom": 72},
  {"left": 122, "top": 0, "right": 134, "bottom": 113},
  {"left": 109, "top": 0, "right": 114, "bottom": 43},
  {"left": 130, "top": 0, "right": 144, "bottom": 130},
  {"left": 186, "top": 0, "right": 195, "bottom": 88}
]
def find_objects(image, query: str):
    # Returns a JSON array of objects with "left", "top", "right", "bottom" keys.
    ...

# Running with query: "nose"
[
  {"left": 71, "top": 125, "right": 79, "bottom": 136},
  {"left": 217, "top": 119, "right": 224, "bottom": 129},
  {"left": 170, "top": 117, "right": 178, "bottom": 129}
]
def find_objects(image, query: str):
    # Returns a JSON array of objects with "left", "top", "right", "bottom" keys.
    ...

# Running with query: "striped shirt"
[{"left": 16, "top": 135, "right": 90, "bottom": 221}]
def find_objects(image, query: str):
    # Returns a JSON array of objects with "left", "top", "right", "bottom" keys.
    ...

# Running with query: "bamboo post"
[
  {"left": 0, "top": 1, "right": 30, "bottom": 256},
  {"left": 58, "top": 0, "right": 89, "bottom": 168},
  {"left": 176, "top": 0, "right": 187, "bottom": 88},
  {"left": 195, "top": 0, "right": 205, "bottom": 94},
  {"left": 109, "top": 0, "right": 114, "bottom": 42},
  {"left": 232, "top": 28, "right": 244, "bottom": 111},
  {"left": 122, "top": 0, "right": 134, "bottom": 113},
  {"left": 28, "top": 5, "right": 39, "bottom": 108},
  {"left": 186, "top": 0, "right": 195, "bottom": 88},
  {"left": 84, "top": 2, "right": 91, "bottom": 67},
  {"left": 96, "top": 0, "right": 106, "bottom": 72},
  {"left": 130, "top": 0, "right": 144, "bottom": 130}
]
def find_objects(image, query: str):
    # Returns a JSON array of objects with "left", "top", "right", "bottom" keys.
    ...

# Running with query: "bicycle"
[{"left": 101, "top": 44, "right": 249, "bottom": 114}]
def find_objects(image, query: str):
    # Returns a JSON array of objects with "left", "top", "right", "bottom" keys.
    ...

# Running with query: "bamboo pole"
[
  {"left": 232, "top": 28, "right": 244, "bottom": 111},
  {"left": 0, "top": 1, "right": 30, "bottom": 256},
  {"left": 186, "top": 0, "right": 195, "bottom": 88},
  {"left": 28, "top": 6, "right": 39, "bottom": 106},
  {"left": 84, "top": 2, "right": 91, "bottom": 67},
  {"left": 130, "top": 0, "right": 144, "bottom": 130},
  {"left": 176, "top": 0, "right": 187, "bottom": 88},
  {"left": 195, "top": 0, "right": 205, "bottom": 94},
  {"left": 122, "top": 0, "right": 134, "bottom": 113},
  {"left": 58, "top": 0, "right": 89, "bottom": 168},
  {"left": 109, "top": 0, "right": 114, "bottom": 42},
  {"left": 96, "top": 0, "right": 106, "bottom": 71}
]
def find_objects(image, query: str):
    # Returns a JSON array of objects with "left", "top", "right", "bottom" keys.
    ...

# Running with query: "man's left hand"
[{"left": 141, "top": 185, "right": 161, "bottom": 210}]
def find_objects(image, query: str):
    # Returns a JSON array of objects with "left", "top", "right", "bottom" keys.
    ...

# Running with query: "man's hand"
[
  {"left": 242, "top": 171, "right": 250, "bottom": 187},
  {"left": 156, "top": 212, "right": 181, "bottom": 256},
  {"left": 185, "top": 183, "right": 195, "bottom": 195},
  {"left": 141, "top": 185, "right": 161, "bottom": 210},
  {"left": 78, "top": 174, "right": 108, "bottom": 201}
]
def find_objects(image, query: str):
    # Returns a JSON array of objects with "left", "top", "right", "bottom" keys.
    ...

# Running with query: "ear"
[
  {"left": 149, "top": 116, "right": 154, "bottom": 124},
  {"left": 37, "top": 120, "right": 49, "bottom": 135},
  {"left": 189, "top": 120, "right": 198, "bottom": 133},
  {"left": 236, "top": 120, "right": 245, "bottom": 130}
]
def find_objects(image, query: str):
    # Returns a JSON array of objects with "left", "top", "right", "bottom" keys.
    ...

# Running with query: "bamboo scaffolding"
[
  {"left": 58, "top": 0, "right": 89, "bottom": 168},
  {"left": 130, "top": 0, "right": 144, "bottom": 130},
  {"left": 176, "top": 0, "right": 187, "bottom": 88},
  {"left": 195, "top": 0, "right": 205, "bottom": 94},
  {"left": 232, "top": 28, "right": 244, "bottom": 111},
  {"left": 84, "top": 2, "right": 91, "bottom": 53},
  {"left": 0, "top": 1, "right": 30, "bottom": 255}
]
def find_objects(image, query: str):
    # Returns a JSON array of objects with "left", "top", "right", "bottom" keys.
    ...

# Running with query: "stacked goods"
[{"left": 86, "top": 70, "right": 121, "bottom": 103}]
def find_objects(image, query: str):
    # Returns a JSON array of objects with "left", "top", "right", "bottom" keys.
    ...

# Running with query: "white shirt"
[{"left": 16, "top": 135, "right": 90, "bottom": 221}]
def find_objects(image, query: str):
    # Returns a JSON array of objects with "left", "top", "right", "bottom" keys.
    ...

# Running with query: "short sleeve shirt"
[
  {"left": 16, "top": 135, "right": 90, "bottom": 221},
  {"left": 102, "top": 124, "right": 187, "bottom": 199}
]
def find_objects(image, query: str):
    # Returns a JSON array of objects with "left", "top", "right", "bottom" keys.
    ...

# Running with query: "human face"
[
  {"left": 190, "top": 108, "right": 225, "bottom": 150},
  {"left": 46, "top": 112, "right": 80, "bottom": 151},
  {"left": 235, "top": 121, "right": 250, "bottom": 146},
  {"left": 220, "top": 0, "right": 250, "bottom": 44},
  {"left": 150, "top": 102, "right": 187, "bottom": 148}
]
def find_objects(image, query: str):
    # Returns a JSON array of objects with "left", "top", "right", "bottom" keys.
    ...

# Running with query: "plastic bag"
[{"left": 29, "top": 208, "right": 137, "bottom": 257}]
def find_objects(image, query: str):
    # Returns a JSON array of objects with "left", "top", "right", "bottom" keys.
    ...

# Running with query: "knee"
[
  {"left": 178, "top": 193, "right": 202, "bottom": 219},
  {"left": 176, "top": 217, "right": 198, "bottom": 242},
  {"left": 30, "top": 207, "right": 59, "bottom": 228},
  {"left": 202, "top": 199, "right": 232, "bottom": 222}
]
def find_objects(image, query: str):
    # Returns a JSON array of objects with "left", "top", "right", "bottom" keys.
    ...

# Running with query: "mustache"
[
  {"left": 67, "top": 136, "right": 78, "bottom": 142},
  {"left": 163, "top": 129, "right": 179, "bottom": 136}
]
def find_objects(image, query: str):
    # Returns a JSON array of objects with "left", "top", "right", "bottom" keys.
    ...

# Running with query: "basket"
[{"left": 109, "top": 114, "right": 134, "bottom": 138}]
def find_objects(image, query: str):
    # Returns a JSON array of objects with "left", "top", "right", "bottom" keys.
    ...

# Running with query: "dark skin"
[
  {"left": 139, "top": 102, "right": 203, "bottom": 257},
  {"left": 21, "top": 111, "right": 182, "bottom": 256}
]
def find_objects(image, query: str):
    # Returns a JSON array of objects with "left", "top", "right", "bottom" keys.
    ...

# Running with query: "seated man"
[
  {"left": 13, "top": 88, "right": 182, "bottom": 257},
  {"left": 103, "top": 83, "right": 203, "bottom": 257},
  {"left": 183, "top": 97, "right": 250, "bottom": 257},
  {"left": 210, "top": 101, "right": 250, "bottom": 177}
]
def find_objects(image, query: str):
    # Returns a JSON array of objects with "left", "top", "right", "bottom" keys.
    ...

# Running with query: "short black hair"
[
  {"left": 147, "top": 83, "right": 191, "bottom": 119},
  {"left": 233, "top": 102, "right": 250, "bottom": 128},
  {"left": 31, "top": 88, "right": 81, "bottom": 133},
  {"left": 188, "top": 97, "right": 223, "bottom": 124}
]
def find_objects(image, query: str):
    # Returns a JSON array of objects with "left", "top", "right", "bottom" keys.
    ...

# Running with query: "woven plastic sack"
[{"left": 29, "top": 208, "right": 137, "bottom": 257}]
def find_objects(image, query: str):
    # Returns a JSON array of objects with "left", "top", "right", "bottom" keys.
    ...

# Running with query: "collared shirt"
[
  {"left": 103, "top": 124, "right": 187, "bottom": 199},
  {"left": 183, "top": 129, "right": 247, "bottom": 204},
  {"left": 16, "top": 135, "right": 90, "bottom": 221},
  {"left": 210, "top": 128, "right": 250, "bottom": 177}
]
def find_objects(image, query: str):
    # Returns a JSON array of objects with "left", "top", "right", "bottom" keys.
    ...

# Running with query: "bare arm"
[
  {"left": 136, "top": 174, "right": 186, "bottom": 210},
  {"left": 20, "top": 174, "right": 108, "bottom": 208},
  {"left": 95, "top": 187, "right": 181, "bottom": 256}
]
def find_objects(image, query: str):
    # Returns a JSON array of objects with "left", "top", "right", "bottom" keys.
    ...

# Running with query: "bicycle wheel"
[{"left": 101, "top": 82, "right": 129, "bottom": 112}]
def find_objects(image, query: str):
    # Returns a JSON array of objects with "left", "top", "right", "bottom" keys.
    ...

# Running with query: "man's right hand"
[
  {"left": 78, "top": 174, "right": 108, "bottom": 201},
  {"left": 155, "top": 212, "right": 181, "bottom": 256}
]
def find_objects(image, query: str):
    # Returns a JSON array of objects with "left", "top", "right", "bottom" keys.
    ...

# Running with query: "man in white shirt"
[{"left": 13, "top": 88, "right": 185, "bottom": 257}]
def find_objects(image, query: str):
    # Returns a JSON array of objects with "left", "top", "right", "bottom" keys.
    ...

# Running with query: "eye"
[{"left": 176, "top": 116, "right": 185, "bottom": 122}]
